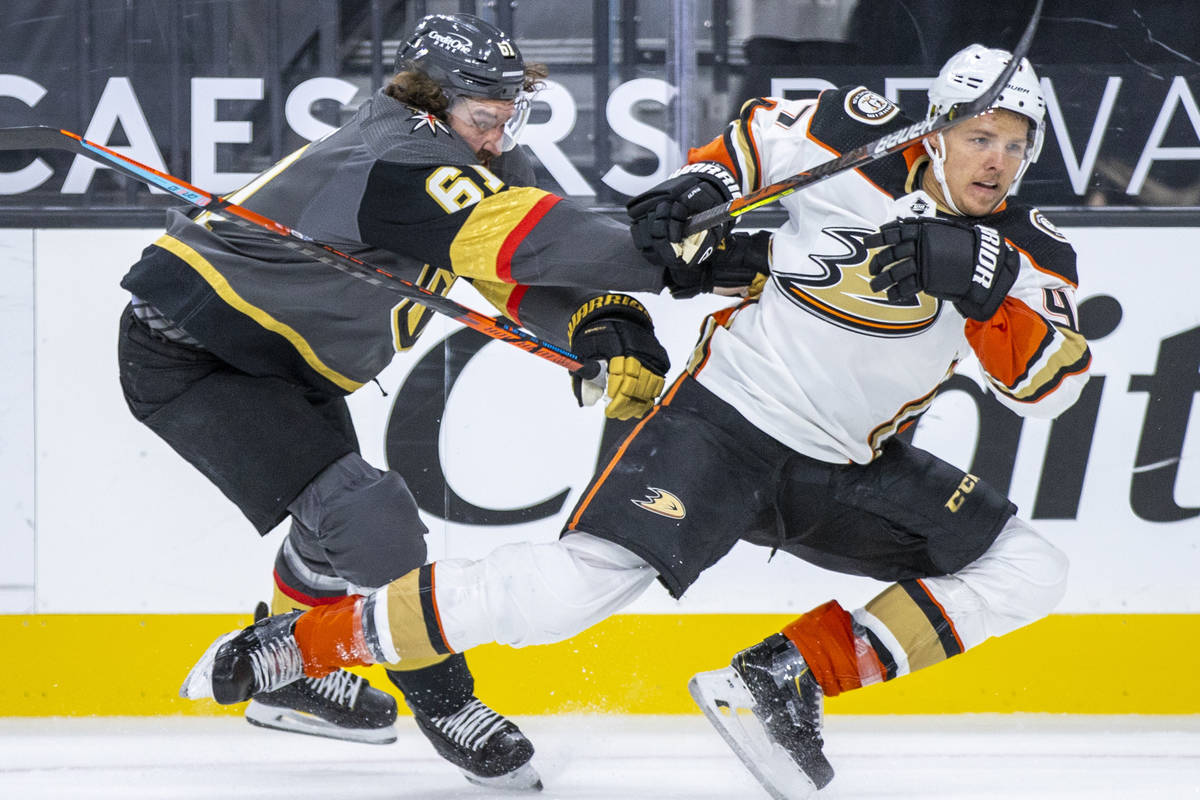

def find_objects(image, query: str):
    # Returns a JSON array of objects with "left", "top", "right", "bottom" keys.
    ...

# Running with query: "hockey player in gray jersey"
[
  {"left": 119, "top": 12, "right": 675, "bottom": 791},
  {"left": 177, "top": 44, "right": 1090, "bottom": 798}
]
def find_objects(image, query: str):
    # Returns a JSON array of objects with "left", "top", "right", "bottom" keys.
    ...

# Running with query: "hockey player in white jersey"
[{"left": 180, "top": 45, "right": 1089, "bottom": 799}]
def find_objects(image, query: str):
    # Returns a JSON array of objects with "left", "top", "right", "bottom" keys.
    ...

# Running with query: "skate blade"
[
  {"left": 179, "top": 630, "right": 239, "bottom": 701},
  {"left": 244, "top": 700, "right": 398, "bottom": 745},
  {"left": 462, "top": 761, "right": 543, "bottom": 793},
  {"left": 689, "top": 668, "right": 819, "bottom": 800}
]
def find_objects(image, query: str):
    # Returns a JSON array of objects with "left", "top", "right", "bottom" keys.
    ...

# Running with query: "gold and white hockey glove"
[{"left": 567, "top": 294, "right": 670, "bottom": 420}]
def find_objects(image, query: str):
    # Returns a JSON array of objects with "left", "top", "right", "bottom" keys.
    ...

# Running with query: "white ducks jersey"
[{"left": 685, "top": 87, "right": 1091, "bottom": 464}]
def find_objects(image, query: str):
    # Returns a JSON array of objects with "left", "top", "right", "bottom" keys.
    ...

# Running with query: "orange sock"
[
  {"left": 782, "top": 600, "right": 884, "bottom": 697},
  {"left": 292, "top": 594, "right": 375, "bottom": 678}
]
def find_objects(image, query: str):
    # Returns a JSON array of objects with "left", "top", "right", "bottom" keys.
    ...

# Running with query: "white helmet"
[{"left": 924, "top": 44, "right": 1046, "bottom": 213}]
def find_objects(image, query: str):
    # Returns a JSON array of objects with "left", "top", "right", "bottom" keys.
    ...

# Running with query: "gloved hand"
[
  {"left": 627, "top": 162, "right": 740, "bottom": 295},
  {"left": 864, "top": 217, "right": 1019, "bottom": 321},
  {"left": 663, "top": 230, "right": 771, "bottom": 299},
  {"left": 568, "top": 294, "right": 670, "bottom": 420}
]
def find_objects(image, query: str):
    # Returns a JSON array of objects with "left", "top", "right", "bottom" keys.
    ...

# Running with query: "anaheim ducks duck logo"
[
  {"left": 772, "top": 226, "right": 941, "bottom": 337},
  {"left": 632, "top": 487, "right": 686, "bottom": 519}
]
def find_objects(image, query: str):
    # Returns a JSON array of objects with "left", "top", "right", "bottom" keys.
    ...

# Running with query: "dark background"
[{"left": 2, "top": 0, "right": 1199, "bottom": 225}]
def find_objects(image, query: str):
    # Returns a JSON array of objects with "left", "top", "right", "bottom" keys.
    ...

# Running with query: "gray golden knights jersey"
[
  {"left": 684, "top": 87, "right": 1092, "bottom": 464},
  {"left": 122, "top": 88, "right": 662, "bottom": 395}
]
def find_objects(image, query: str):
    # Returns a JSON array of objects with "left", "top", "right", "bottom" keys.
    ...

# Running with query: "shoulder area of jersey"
[
  {"left": 988, "top": 203, "right": 1078, "bottom": 283},
  {"left": 994, "top": 203, "right": 1073, "bottom": 246},
  {"left": 838, "top": 86, "right": 902, "bottom": 126}
]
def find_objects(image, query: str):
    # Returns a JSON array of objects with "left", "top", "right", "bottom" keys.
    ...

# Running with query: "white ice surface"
[{"left": 1, "top": 714, "right": 1198, "bottom": 800}]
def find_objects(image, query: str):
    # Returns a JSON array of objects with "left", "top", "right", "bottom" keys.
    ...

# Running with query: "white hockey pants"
[{"left": 430, "top": 518, "right": 1067, "bottom": 658}]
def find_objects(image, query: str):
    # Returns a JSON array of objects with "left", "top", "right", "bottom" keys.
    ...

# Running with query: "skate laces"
[
  {"left": 248, "top": 633, "right": 305, "bottom": 694},
  {"left": 431, "top": 698, "right": 509, "bottom": 751},
  {"left": 305, "top": 670, "right": 364, "bottom": 709}
]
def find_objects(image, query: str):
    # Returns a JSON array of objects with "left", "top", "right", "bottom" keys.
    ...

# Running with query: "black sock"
[{"left": 386, "top": 652, "right": 475, "bottom": 717}]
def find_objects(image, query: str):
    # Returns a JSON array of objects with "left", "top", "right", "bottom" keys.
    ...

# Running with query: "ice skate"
[
  {"left": 410, "top": 697, "right": 542, "bottom": 792},
  {"left": 245, "top": 669, "right": 398, "bottom": 744},
  {"left": 180, "top": 610, "right": 306, "bottom": 705},
  {"left": 243, "top": 604, "right": 397, "bottom": 744},
  {"left": 689, "top": 633, "right": 833, "bottom": 799}
]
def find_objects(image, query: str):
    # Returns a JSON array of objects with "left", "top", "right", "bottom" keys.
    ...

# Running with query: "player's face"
[
  {"left": 932, "top": 110, "right": 1031, "bottom": 216},
  {"left": 448, "top": 96, "right": 515, "bottom": 165}
]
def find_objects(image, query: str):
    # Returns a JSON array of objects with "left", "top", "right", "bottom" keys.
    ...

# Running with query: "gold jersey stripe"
[
  {"left": 382, "top": 569, "right": 447, "bottom": 662},
  {"left": 471, "top": 279, "right": 521, "bottom": 322},
  {"left": 448, "top": 186, "right": 556, "bottom": 282},
  {"left": 997, "top": 326, "right": 1090, "bottom": 402},
  {"left": 193, "top": 144, "right": 309, "bottom": 228},
  {"left": 732, "top": 114, "right": 760, "bottom": 190},
  {"left": 153, "top": 233, "right": 363, "bottom": 393},
  {"left": 864, "top": 583, "right": 951, "bottom": 672}
]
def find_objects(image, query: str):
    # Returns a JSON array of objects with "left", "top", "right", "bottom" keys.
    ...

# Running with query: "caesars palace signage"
[{"left": 2, "top": 71, "right": 1200, "bottom": 199}]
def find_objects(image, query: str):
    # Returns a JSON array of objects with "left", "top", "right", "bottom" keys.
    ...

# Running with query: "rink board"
[
  {"left": 1, "top": 227, "right": 1198, "bottom": 716},
  {"left": 1, "top": 612, "right": 1196, "bottom": 716}
]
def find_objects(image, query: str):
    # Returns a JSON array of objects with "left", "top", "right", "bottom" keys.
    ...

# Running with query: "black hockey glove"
[
  {"left": 568, "top": 294, "right": 670, "bottom": 421},
  {"left": 627, "top": 162, "right": 740, "bottom": 295},
  {"left": 709, "top": 230, "right": 772, "bottom": 296},
  {"left": 657, "top": 230, "right": 773, "bottom": 299},
  {"left": 864, "top": 217, "right": 1019, "bottom": 321}
]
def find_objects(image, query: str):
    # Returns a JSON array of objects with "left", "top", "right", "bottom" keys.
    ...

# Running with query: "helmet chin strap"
[
  {"left": 923, "top": 134, "right": 965, "bottom": 216},
  {"left": 922, "top": 133, "right": 1026, "bottom": 217}
]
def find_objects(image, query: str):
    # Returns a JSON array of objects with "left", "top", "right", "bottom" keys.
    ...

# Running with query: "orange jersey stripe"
[
  {"left": 428, "top": 562, "right": 454, "bottom": 655},
  {"left": 688, "top": 98, "right": 777, "bottom": 189},
  {"left": 964, "top": 296, "right": 1052, "bottom": 387},
  {"left": 1012, "top": 241, "right": 1079, "bottom": 288},
  {"left": 566, "top": 376, "right": 687, "bottom": 530},
  {"left": 915, "top": 578, "right": 965, "bottom": 653},
  {"left": 688, "top": 136, "right": 739, "bottom": 177}
]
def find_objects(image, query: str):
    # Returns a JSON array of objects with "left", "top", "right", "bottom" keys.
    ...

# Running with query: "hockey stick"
[
  {"left": 0, "top": 126, "right": 602, "bottom": 381},
  {"left": 683, "top": 0, "right": 1044, "bottom": 236}
]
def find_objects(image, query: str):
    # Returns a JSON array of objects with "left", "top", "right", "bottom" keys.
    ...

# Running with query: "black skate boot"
[
  {"left": 180, "top": 609, "right": 307, "bottom": 705},
  {"left": 690, "top": 633, "right": 833, "bottom": 799},
  {"left": 243, "top": 604, "right": 397, "bottom": 744},
  {"left": 409, "top": 697, "right": 542, "bottom": 792}
]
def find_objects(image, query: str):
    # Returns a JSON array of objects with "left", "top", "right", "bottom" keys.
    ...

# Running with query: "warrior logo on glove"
[
  {"left": 626, "top": 162, "right": 741, "bottom": 298},
  {"left": 567, "top": 294, "right": 669, "bottom": 421}
]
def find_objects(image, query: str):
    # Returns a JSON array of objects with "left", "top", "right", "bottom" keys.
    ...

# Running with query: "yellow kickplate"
[{"left": 1, "top": 613, "right": 1196, "bottom": 716}]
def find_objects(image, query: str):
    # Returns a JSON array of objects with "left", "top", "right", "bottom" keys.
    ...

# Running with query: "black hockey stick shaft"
[
  {"left": 0, "top": 126, "right": 600, "bottom": 378},
  {"left": 683, "top": 0, "right": 1044, "bottom": 236}
]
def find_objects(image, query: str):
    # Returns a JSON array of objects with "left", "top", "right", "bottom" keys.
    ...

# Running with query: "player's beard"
[{"left": 476, "top": 148, "right": 494, "bottom": 168}]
